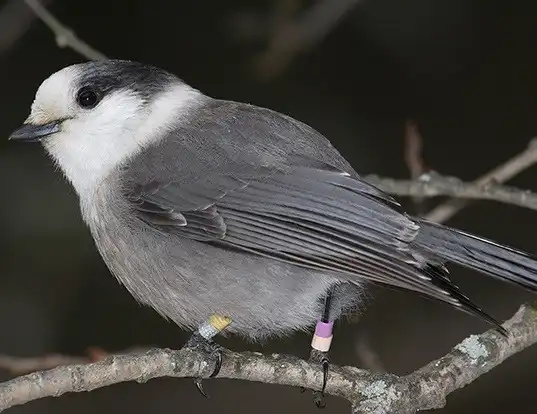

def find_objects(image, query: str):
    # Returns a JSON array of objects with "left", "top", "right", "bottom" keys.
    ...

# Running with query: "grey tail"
[{"left": 414, "top": 219, "right": 537, "bottom": 293}]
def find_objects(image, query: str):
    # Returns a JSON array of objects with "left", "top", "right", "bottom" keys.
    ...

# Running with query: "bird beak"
[{"left": 8, "top": 121, "right": 61, "bottom": 142}]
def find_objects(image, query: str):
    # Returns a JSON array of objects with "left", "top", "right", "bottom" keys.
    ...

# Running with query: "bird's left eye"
[{"left": 76, "top": 87, "right": 100, "bottom": 109}]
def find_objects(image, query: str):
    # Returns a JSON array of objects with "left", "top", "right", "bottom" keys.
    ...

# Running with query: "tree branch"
[
  {"left": 404, "top": 120, "right": 427, "bottom": 181},
  {"left": 0, "top": 347, "right": 147, "bottom": 376},
  {"left": 23, "top": 0, "right": 106, "bottom": 60},
  {"left": 247, "top": 0, "right": 363, "bottom": 79},
  {"left": 1, "top": 303, "right": 537, "bottom": 413},
  {"left": 0, "top": 355, "right": 88, "bottom": 377},
  {"left": 418, "top": 138, "right": 537, "bottom": 223},
  {"left": 0, "top": 0, "right": 53, "bottom": 55},
  {"left": 365, "top": 171, "right": 537, "bottom": 212}
]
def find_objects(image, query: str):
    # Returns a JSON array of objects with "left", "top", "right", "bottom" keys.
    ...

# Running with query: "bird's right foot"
[{"left": 180, "top": 314, "right": 232, "bottom": 398}]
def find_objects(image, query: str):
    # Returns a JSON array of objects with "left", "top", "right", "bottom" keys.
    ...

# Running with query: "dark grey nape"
[{"left": 74, "top": 60, "right": 177, "bottom": 102}]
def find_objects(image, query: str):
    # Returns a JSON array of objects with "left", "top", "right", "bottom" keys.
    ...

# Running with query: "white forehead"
[{"left": 28, "top": 65, "right": 80, "bottom": 125}]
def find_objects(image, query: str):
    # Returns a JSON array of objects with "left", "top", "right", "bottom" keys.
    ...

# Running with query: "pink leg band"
[{"left": 311, "top": 320, "right": 334, "bottom": 352}]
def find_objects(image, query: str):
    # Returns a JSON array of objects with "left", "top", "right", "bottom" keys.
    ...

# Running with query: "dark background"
[{"left": 2, "top": 0, "right": 537, "bottom": 412}]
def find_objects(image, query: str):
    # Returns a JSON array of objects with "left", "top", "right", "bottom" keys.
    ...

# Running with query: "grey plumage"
[{"left": 11, "top": 60, "right": 537, "bottom": 341}]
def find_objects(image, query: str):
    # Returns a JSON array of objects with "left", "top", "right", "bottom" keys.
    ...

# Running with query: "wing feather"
[{"left": 123, "top": 162, "right": 505, "bottom": 329}]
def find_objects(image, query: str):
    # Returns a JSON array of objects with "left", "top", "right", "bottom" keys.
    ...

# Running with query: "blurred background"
[{"left": 2, "top": 0, "right": 537, "bottom": 412}]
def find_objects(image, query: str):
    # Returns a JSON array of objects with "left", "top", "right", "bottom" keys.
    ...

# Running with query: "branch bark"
[
  {"left": 1, "top": 303, "right": 537, "bottom": 413},
  {"left": 365, "top": 171, "right": 537, "bottom": 212},
  {"left": 418, "top": 138, "right": 537, "bottom": 223}
]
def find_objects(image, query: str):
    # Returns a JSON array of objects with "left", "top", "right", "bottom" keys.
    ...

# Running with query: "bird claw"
[
  {"left": 194, "top": 378, "right": 209, "bottom": 398},
  {"left": 182, "top": 331, "right": 225, "bottom": 398},
  {"left": 209, "top": 350, "right": 223, "bottom": 378},
  {"left": 313, "top": 393, "right": 327, "bottom": 409},
  {"left": 321, "top": 357, "right": 329, "bottom": 393},
  {"left": 303, "top": 349, "right": 330, "bottom": 408}
]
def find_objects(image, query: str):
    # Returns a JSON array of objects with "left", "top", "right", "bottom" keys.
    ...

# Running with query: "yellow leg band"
[
  {"left": 198, "top": 314, "right": 232, "bottom": 340},
  {"left": 209, "top": 314, "right": 232, "bottom": 331}
]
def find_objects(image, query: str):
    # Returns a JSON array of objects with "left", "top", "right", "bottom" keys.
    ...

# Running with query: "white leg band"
[{"left": 311, "top": 334, "right": 333, "bottom": 352}]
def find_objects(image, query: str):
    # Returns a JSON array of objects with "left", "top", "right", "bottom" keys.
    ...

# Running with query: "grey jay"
[{"left": 10, "top": 60, "right": 537, "bottom": 406}]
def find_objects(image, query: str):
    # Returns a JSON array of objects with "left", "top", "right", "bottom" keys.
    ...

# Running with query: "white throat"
[{"left": 44, "top": 84, "right": 204, "bottom": 200}]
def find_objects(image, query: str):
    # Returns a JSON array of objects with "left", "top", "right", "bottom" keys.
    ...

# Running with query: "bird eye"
[{"left": 76, "top": 87, "right": 100, "bottom": 109}]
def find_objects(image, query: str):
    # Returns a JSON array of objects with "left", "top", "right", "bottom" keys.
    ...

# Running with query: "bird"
[{"left": 9, "top": 59, "right": 537, "bottom": 406}]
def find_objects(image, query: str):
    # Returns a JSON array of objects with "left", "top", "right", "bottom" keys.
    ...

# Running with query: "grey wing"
[{"left": 124, "top": 158, "right": 501, "bottom": 329}]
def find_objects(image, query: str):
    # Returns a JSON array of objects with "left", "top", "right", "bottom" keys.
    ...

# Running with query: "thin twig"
[
  {"left": 422, "top": 138, "right": 537, "bottom": 223},
  {"left": 355, "top": 334, "right": 385, "bottom": 373},
  {"left": 253, "top": 0, "right": 362, "bottom": 79},
  {"left": 404, "top": 119, "right": 429, "bottom": 214},
  {"left": 0, "top": 355, "right": 89, "bottom": 376},
  {"left": 0, "top": 0, "right": 53, "bottom": 55},
  {"left": 0, "top": 347, "right": 149, "bottom": 376},
  {"left": 364, "top": 171, "right": 537, "bottom": 212},
  {"left": 0, "top": 304, "right": 536, "bottom": 413},
  {"left": 228, "top": 0, "right": 305, "bottom": 43},
  {"left": 404, "top": 120, "right": 427, "bottom": 181},
  {"left": 23, "top": 0, "right": 106, "bottom": 60}
]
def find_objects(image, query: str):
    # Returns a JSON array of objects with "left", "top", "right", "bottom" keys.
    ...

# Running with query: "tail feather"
[
  {"left": 420, "top": 262, "right": 508, "bottom": 335},
  {"left": 414, "top": 219, "right": 537, "bottom": 293}
]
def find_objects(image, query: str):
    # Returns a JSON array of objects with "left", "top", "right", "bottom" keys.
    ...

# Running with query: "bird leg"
[
  {"left": 181, "top": 314, "right": 232, "bottom": 398},
  {"left": 308, "top": 320, "right": 333, "bottom": 408},
  {"left": 302, "top": 289, "right": 334, "bottom": 408}
]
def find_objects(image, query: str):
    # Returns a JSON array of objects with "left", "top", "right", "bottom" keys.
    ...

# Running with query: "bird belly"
[{"left": 88, "top": 213, "right": 363, "bottom": 340}]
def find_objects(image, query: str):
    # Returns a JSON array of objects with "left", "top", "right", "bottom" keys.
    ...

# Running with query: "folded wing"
[{"left": 124, "top": 160, "right": 508, "bottom": 332}]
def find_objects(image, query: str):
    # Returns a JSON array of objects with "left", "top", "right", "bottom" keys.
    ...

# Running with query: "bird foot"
[
  {"left": 182, "top": 331, "right": 224, "bottom": 398},
  {"left": 182, "top": 314, "right": 232, "bottom": 398},
  {"left": 302, "top": 348, "right": 330, "bottom": 408}
]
